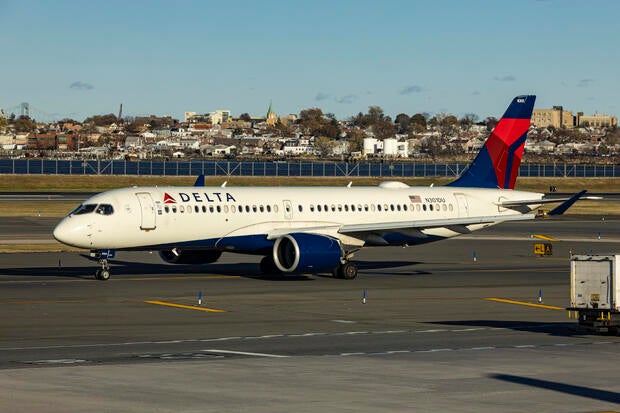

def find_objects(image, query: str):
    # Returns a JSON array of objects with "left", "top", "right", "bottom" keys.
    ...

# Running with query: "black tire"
[
  {"left": 96, "top": 269, "right": 111, "bottom": 281},
  {"left": 338, "top": 262, "right": 358, "bottom": 280}
]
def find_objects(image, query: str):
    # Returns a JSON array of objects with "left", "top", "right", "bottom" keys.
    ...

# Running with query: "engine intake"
[
  {"left": 272, "top": 233, "right": 342, "bottom": 273},
  {"left": 159, "top": 249, "right": 222, "bottom": 265}
]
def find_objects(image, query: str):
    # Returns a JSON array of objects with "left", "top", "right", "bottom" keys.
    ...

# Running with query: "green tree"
[
  {"left": 459, "top": 113, "right": 478, "bottom": 131},
  {"left": 14, "top": 115, "right": 36, "bottom": 132},
  {"left": 313, "top": 136, "right": 334, "bottom": 157},
  {"left": 372, "top": 119, "right": 397, "bottom": 140},
  {"left": 395, "top": 113, "right": 410, "bottom": 134},
  {"left": 410, "top": 113, "right": 427, "bottom": 133},
  {"left": 239, "top": 113, "right": 252, "bottom": 122},
  {"left": 346, "top": 129, "right": 366, "bottom": 152}
]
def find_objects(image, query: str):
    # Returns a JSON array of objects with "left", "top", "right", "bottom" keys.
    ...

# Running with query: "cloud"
[
  {"left": 70, "top": 81, "right": 94, "bottom": 90},
  {"left": 577, "top": 79, "right": 594, "bottom": 88},
  {"left": 335, "top": 94, "right": 356, "bottom": 104},
  {"left": 493, "top": 75, "right": 515, "bottom": 82},
  {"left": 315, "top": 92, "right": 330, "bottom": 101},
  {"left": 400, "top": 85, "right": 423, "bottom": 95}
]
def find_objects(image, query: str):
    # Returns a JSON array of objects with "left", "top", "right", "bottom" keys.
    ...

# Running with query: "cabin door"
[
  {"left": 135, "top": 192, "right": 157, "bottom": 230},
  {"left": 453, "top": 193, "right": 469, "bottom": 218}
]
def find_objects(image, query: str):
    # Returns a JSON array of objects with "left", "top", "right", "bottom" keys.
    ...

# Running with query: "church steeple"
[{"left": 266, "top": 100, "right": 277, "bottom": 126}]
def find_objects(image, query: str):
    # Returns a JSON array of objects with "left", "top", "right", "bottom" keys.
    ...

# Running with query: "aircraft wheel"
[
  {"left": 338, "top": 262, "right": 358, "bottom": 280},
  {"left": 95, "top": 269, "right": 110, "bottom": 281}
]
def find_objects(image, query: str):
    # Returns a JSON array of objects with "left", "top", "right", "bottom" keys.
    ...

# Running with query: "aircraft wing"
[{"left": 338, "top": 213, "right": 536, "bottom": 234}]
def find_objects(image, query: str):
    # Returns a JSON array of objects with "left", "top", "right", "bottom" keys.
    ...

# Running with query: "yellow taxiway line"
[
  {"left": 144, "top": 300, "right": 227, "bottom": 313},
  {"left": 532, "top": 234, "right": 559, "bottom": 242},
  {"left": 485, "top": 297, "right": 564, "bottom": 311}
]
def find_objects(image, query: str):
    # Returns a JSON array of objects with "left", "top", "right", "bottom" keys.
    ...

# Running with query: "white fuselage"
[{"left": 53, "top": 182, "right": 543, "bottom": 252}]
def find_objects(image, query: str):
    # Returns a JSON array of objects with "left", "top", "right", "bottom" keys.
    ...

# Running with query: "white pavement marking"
[{"left": 204, "top": 349, "right": 289, "bottom": 358}]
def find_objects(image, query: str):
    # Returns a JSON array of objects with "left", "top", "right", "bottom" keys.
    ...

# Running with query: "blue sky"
[{"left": 2, "top": 0, "right": 619, "bottom": 122}]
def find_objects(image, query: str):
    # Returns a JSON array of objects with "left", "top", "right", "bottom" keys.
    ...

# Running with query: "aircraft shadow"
[
  {"left": 428, "top": 320, "right": 583, "bottom": 337},
  {"left": 0, "top": 260, "right": 313, "bottom": 281},
  {"left": 490, "top": 373, "right": 620, "bottom": 404}
]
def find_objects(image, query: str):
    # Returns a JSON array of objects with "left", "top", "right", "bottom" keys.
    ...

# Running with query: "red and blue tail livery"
[{"left": 449, "top": 95, "right": 536, "bottom": 189}]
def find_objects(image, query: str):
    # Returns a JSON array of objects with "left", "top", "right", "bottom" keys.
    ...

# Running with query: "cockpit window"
[
  {"left": 96, "top": 204, "right": 114, "bottom": 215},
  {"left": 71, "top": 204, "right": 97, "bottom": 215}
]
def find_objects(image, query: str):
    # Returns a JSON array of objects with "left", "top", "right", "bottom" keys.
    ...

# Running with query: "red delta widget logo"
[{"left": 163, "top": 192, "right": 236, "bottom": 204}]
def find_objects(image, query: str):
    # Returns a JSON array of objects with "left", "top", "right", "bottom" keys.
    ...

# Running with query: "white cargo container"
[{"left": 568, "top": 254, "right": 620, "bottom": 333}]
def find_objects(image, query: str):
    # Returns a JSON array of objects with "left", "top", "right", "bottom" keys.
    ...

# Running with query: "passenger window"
[
  {"left": 187, "top": 206, "right": 192, "bottom": 214},
  {"left": 435, "top": 204, "right": 440, "bottom": 211},
  {"left": 324, "top": 204, "right": 328, "bottom": 211},
  {"left": 260, "top": 205, "right": 265, "bottom": 213},
  {"left": 252, "top": 205, "right": 257, "bottom": 213},
  {"left": 209, "top": 206, "right": 214, "bottom": 213},
  {"left": 246, "top": 205, "right": 250, "bottom": 212},
  {"left": 232, "top": 205, "right": 237, "bottom": 213},
  {"left": 298, "top": 205, "right": 302, "bottom": 212},
  {"left": 310, "top": 204, "right": 315, "bottom": 212},
  {"left": 273, "top": 205, "right": 279, "bottom": 213},
  {"left": 202, "top": 205, "right": 207, "bottom": 213},
  {"left": 396, "top": 205, "right": 401, "bottom": 211},
  {"left": 448, "top": 204, "right": 453, "bottom": 212},
  {"left": 165, "top": 206, "right": 170, "bottom": 213},
  {"left": 267, "top": 205, "right": 272, "bottom": 213},
  {"left": 364, "top": 204, "right": 368, "bottom": 211},
  {"left": 442, "top": 204, "right": 447, "bottom": 211},
  {"left": 344, "top": 205, "right": 349, "bottom": 212},
  {"left": 378, "top": 204, "right": 382, "bottom": 211},
  {"left": 172, "top": 206, "right": 177, "bottom": 213},
  {"left": 416, "top": 204, "right": 421, "bottom": 211},
  {"left": 179, "top": 206, "right": 185, "bottom": 213},
  {"left": 194, "top": 206, "right": 199, "bottom": 213},
  {"left": 224, "top": 205, "right": 229, "bottom": 213},
  {"left": 429, "top": 204, "right": 433, "bottom": 211},
  {"left": 371, "top": 204, "right": 375, "bottom": 212},
  {"left": 384, "top": 204, "right": 388, "bottom": 211},
  {"left": 216, "top": 205, "right": 222, "bottom": 213},
  {"left": 422, "top": 204, "right": 427, "bottom": 211},
  {"left": 331, "top": 205, "right": 335, "bottom": 212},
  {"left": 317, "top": 205, "right": 322, "bottom": 212}
]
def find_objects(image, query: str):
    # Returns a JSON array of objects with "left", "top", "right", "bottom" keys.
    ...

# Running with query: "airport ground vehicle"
[{"left": 568, "top": 254, "right": 620, "bottom": 334}]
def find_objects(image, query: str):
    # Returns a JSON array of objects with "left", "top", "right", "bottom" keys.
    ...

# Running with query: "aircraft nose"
[{"left": 53, "top": 218, "right": 90, "bottom": 248}]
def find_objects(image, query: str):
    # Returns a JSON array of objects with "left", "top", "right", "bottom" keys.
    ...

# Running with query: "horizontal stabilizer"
[{"left": 547, "top": 190, "right": 587, "bottom": 216}]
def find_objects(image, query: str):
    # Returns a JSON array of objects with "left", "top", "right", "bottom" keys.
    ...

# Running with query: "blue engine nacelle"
[{"left": 272, "top": 233, "right": 343, "bottom": 273}]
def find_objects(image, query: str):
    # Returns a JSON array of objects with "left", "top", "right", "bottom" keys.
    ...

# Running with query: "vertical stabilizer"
[{"left": 448, "top": 95, "right": 536, "bottom": 189}]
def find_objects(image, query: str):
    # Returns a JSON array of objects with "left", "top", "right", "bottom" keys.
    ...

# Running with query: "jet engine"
[
  {"left": 159, "top": 249, "right": 222, "bottom": 265},
  {"left": 272, "top": 233, "right": 342, "bottom": 273}
]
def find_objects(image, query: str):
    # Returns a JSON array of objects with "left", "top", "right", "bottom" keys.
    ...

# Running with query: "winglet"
[
  {"left": 547, "top": 190, "right": 587, "bottom": 216},
  {"left": 193, "top": 175, "right": 205, "bottom": 187}
]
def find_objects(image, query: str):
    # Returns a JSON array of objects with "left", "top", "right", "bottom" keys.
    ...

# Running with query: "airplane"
[{"left": 53, "top": 95, "right": 591, "bottom": 280}]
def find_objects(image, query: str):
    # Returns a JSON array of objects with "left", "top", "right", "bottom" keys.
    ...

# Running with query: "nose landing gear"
[{"left": 90, "top": 249, "right": 115, "bottom": 281}]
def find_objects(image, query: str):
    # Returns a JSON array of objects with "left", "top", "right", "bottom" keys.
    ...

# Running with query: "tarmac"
[{"left": 0, "top": 217, "right": 619, "bottom": 412}]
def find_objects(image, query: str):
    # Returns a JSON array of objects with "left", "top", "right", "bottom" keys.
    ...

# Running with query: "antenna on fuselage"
[
  {"left": 221, "top": 181, "right": 227, "bottom": 188},
  {"left": 347, "top": 181, "right": 352, "bottom": 188}
]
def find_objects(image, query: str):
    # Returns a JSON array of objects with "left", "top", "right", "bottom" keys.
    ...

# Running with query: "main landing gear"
[{"left": 333, "top": 261, "right": 358, "bottom": 280}]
